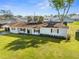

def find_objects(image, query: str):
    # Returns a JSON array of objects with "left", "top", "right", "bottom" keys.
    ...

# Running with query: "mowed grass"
[
  {"left": 0, "top": 28, "right": 5, "bottom": 32},
  {"left": 0, "top": 22, "right": 79, "bottom": 59}
]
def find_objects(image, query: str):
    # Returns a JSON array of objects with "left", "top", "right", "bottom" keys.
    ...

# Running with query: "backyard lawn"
[{"left": 0, "top": 22, "right": 79, "bottom": 59}]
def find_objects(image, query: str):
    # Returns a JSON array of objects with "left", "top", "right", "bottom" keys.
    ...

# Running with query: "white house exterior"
[
  {"left": 2, "top": 21, "right": 69, "bottom": 38},
  {"left": 40, "top": 28, "right": 68, "bottom": 37}
]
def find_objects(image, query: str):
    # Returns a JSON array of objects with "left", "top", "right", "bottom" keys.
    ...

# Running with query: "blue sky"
[{"left": 0, "top": 0, "right": 79, "bottom": 16}]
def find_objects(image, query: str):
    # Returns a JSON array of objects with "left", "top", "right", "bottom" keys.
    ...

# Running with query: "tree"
[
  {"left": 49, "top": 0, "right": 74, "bottom": 22},
  {"left": 34, "top": 16, "right": 44, "bottom": 23},
  {"left": 69, "top": 13, "right": 77, "bottom": 17},
  {"left": 27, "top": 16, "right": 32, "bottom": 22},
  {"left": 27, "top": 16, "right": 44, "bottom": 23},
  {"left": 16, "top": 15, "right": 22, "bottom": 18},
  {"left": 0, "top": 10, "right": 13, "bottom": 19},
  {"left": 34, "top": 16, "right": 38, "bottom": 21},
  {"left": 38, "top": 16, "right": 44, "bottom": 23}
]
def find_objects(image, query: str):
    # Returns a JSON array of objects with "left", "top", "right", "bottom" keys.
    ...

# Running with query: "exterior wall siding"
[
  {"left": 18, "top": 28, "right": 27, "bottom": 34},
  {"left": 9, "top": 27, "right": 68, "bottom": 37},
  {"left": 40, "top": 28, "right": 68, "bottom": 37},
  {"left": 10, "top": 27, "right": 19, "bottom": 33},
  {"left": 31, "top": 29, "right": 40, "bottom": 35},
  {"left": 40, "top": 28, "right": 51, "bottom": 35}
]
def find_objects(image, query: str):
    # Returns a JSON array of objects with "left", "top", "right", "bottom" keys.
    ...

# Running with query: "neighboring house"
[
  {"left": 43, "top": 15, "right": 53, "bottom": 22},
  {"left": 71, "top": 15, "right": 79, "bottom": 21},
  {"left": 0, "top": 17, "right": 28, "bottom": 28},
  {"left": 14, "top": 17, "right": 28, "bottom": 23},
  {"left": 2, "top": 21, "right": 69, "bottom": 38},
  {"left": 44, "top": 16, "right": 74, "bottom": 23}
]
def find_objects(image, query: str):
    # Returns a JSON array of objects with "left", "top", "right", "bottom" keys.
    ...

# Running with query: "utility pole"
[{"left": 32, "top": 12, "right": 35, "bottom": 23}]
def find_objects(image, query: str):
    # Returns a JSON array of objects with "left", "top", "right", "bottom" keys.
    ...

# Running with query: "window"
[
  {"left": 34, "top": 29, "right": 35, "bottom": 32},
  {"left": 20, "top": 28, "right": 26, "bottom": 32},
  {"left": 57, "top": 29, "right": 59, "bottom": 33},
  {"left": 34, "top": 29, "right": 40, "bottom": 33},
  {"left": 11, "top": 28, "right": 15, "bottom": 30},
  {"left": 51, "top": 29, "right": 53, "bottom": 33}
]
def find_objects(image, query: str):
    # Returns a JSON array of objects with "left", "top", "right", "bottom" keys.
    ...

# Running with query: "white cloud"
[{"left": 36, "top": 0, "right": 50, "bottom": 9}]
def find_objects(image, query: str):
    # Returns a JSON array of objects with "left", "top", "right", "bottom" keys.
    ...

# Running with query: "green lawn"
[
  {"left": 0, "top": 22, "right": 79, "bottom": 59},
  {"left": 72, "top": 21, "right": 79, "bottom": 25},
  {"left": 0, "top": 28, "right": 5, "bottom": 32}
]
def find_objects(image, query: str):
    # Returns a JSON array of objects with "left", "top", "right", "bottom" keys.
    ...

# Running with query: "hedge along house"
[{"left": 2, "top": 20, "right": 69, "bottom": 38}]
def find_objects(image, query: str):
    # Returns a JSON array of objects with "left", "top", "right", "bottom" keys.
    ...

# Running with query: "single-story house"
[{"left": 2, "top": 21, "right": 69, "bottom": 38}]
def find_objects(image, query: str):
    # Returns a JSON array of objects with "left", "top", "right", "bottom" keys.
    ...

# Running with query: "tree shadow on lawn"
[{"left": 4, "top": 34, "right": 66, "bottom": 51}]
